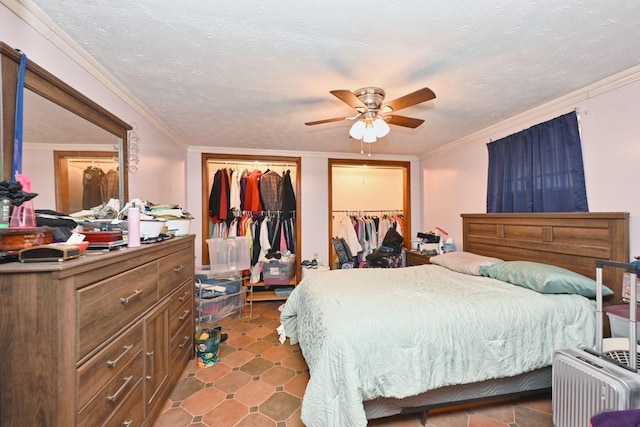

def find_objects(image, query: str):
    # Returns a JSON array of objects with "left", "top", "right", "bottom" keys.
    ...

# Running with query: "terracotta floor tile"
[
  {"left": 227, "top": 334, "right": 256, "bottom": 348},
  {"left": 283, "top": 371, "right": 309, "bottom": 398},
  {"left": 235, "top": 379, "right": 277, "bottom": 406},
  {"left": 221, "top": 349, "right": 255, "bottom": 367},
  {"left": 261, "top": 365, "right": 297, "bottom": 386},
  {"left": 281, "top": 352, "right": 308, "bottom": 371},
  {"left": 235, "top": 412, "right": 278, "bottom": 427},
  {"left": 202, "top": 399, "right": 248, "bottom": 427},
  {"left": 152, "top": 407, "right": 194, "bottom": 427},
  {"left": 259, "top": 391, "right": 301, "bottom": 421},
  {"left": 262, "top": 345, "right": 294, "bottom": 362},
  {"left": 245, "top": 339, "right": 274, "bottom": 354},
  {"left": 212, "top": 370, "right": 252, "bottom": 393},
  {"left": 262, "top": 332, "right": 282, "bottom": 344},
  {"left": 194, "top": 361, "right": 233, "bottom": 383},
  {"left": 246, "top": 325, "right": 275, "bottom": 339},
  {"left": 168, "top": 376, "right": 205, "bottom": 401},
  {"left": 180, "top": 386, "right": 226, "bottom": 416},
  {"left": 518, "top": 394, "right": 553, "bottom": 414},
  {"left": 240, "top": 356, "right": 274, "bottom": 376},
  {"left": 514, "top": 404, "right": 554, "bottom": 427}
]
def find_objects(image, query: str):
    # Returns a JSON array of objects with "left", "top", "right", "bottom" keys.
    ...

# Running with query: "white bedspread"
[{"left": 280, "top": 264, "right": 596, "bottom": 427}]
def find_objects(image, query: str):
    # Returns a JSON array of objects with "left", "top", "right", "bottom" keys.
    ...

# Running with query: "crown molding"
[{"left": 422, "top": 63, "right": 640, "bottom": 159}]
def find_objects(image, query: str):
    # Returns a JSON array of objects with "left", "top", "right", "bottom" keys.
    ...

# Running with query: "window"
[{"left": 486, "top": 111, "right": 588, "bottom": 213}]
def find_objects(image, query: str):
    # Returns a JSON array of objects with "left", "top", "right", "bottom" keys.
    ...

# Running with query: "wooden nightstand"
[{"left": 406, "top": 250, "right": 431, "bottom": 266}]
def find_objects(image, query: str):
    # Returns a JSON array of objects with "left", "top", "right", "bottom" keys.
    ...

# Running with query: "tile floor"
[{"left": 153, "top": 300, "right": 554, "bottom": 427}]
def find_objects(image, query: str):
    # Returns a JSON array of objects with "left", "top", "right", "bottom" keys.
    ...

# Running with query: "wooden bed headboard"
[{"left": 461, "top": 212, "right": 630, "bottom": 302}]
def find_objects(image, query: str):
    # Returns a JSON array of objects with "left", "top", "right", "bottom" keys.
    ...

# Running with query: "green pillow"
[{"left": 480, "top": 261, "right": 613, "bottom": 297}]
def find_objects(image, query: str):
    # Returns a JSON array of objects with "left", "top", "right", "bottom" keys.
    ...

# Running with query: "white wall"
[
  {"left": 421, "top": 76, "right": 640, "bottom": 259},
  {"left": 332, "top": 166, "right": 403, "bottom": 211},
  {"left": 1, "top": 3, "right": 187, "bottom": 208}
]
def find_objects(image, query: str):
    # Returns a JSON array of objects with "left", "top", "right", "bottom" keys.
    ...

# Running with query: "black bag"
[
  {"left": 332, "top": 237, "right": 353, "bottom": 265},
  {"left": 379, "top": 227, "right": 404, "bottom": 254},
  {"left": 366, "top": 227, "right": 404, "bottom": 266}
]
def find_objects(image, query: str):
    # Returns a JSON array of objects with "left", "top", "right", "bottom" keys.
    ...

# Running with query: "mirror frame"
[{"left": 0, "top": 41, "right": 131, "bottom": 207}]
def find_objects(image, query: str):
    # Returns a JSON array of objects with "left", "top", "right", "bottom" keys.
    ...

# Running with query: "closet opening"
[
  {"left": 328, "top": 158, "right": 411, "bottom": 269},
  {"left": 54, "top": 150, "right": 121, "bottom": 213},
  {"left": 201, "top": 153, "right": 301, "bottom": 302}
]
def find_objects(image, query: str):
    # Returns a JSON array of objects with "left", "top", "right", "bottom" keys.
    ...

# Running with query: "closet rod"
[
  {"left": 237, "top": 209, "right": 296, "bottom": 216},
  {"left": 333, "top": 209, "right": 402, "bottom": 213},
  {"left": 207, "top": 160, "right": 297, "bottom": 169},
  {"left": 68, "top": 158, "right": 118, "bottom": 163}
]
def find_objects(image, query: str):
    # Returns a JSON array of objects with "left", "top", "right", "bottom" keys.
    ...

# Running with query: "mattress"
[{"left": 280, "top": 264, "right": 596, "bottom": 427}]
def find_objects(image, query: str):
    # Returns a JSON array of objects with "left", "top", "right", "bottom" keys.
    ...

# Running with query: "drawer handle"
[
  {"left": 173, "top": 264, "right": 186, "bottom": 273},
  {"left": 120, "top": 289, "right": 143, "bottom": 305},
  {"left": 178, "top": 309, "right": 191, "bottom": 321},
  {"left": 146, "top": 351, "right": 154, "bottom": 380},
  {"left": 178, "top": 335, "right": 190, "bottom": 348},
  {"left": 106, "top": 375, "right": 133, "bottom": 402},
  {"left": 178, "top": 291, "right": 190, "bottom": 302},
  {"left": 106, "top": 345, "right": 133, "bottom": 368},
  {"left": 123, "top": 421, "right": 133, "bottom": 427}
]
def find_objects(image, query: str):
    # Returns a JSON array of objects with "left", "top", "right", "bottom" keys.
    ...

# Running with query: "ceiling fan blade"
[
  {"left": 382, "top": 87, "right": 436, "bottom": 113},
  {"left": 386, "top": 115, "right": 425, "bottom": 128},
  {"left": 330, "top": 90, "right": 366, "bottom": 110},
  {"left": 305, "top": 117, "right": 347, "bottom": 126}
]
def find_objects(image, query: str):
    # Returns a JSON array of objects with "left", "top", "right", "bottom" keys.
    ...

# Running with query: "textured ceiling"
[{"left": 22, "top": 0, "right": 640, "bottom": 157}]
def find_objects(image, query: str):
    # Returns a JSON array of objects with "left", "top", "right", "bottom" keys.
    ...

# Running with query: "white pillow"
[{"left": 429, "top": 251, "right": 504, "bottom": 276}]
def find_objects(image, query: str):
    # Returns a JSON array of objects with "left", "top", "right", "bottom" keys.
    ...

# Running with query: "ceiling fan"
[{"left": 305, "top": 86, "right": 436, "bottom": 142}]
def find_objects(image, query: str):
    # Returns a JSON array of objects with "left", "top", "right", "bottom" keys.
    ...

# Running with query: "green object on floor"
[{"left": 195, "top": 329, "right": 221, "bottom": 368}]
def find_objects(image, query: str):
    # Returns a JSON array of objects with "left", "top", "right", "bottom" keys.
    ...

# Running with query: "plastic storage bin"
[
  {"left": 605, "top": 304, "right": 640, "bottom": 341},
  {"left": 197, "top": 288, "right": 247, "bottom": 323},
  {"left": 196, "top": 267, "right": 247, "bottom": 323},
  {"left": 206, "top": 236, "right": 251, "bottom": 274},
  {"left": 262, "top": 255, "right": 296, "bottom": 285}
]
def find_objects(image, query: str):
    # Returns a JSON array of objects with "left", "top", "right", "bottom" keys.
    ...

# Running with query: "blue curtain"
[{"left": 486, "top": 111, "right": 588, "bottom": 213}]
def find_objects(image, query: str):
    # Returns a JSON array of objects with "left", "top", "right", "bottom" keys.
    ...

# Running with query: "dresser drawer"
[
  {"left": 169, "top": 280, "right": 193, "bottom": 340},
  {"left": 170, "top": 320, "right": 193, "bottom": 373},
  {"left": 158, "top": 249, "right": 194, "bottom": 298},
  {"left": 78, "top": 322, "right": 143, "bottom": 410},
  {"left": 103, "top": 379, "right": 144, "bottom": 427},
  {"left": 78, "top": 262, "right": 159, "bottom": 361},
  {"left": 78, "top": 351, "right": 143, "bottom": 427}
]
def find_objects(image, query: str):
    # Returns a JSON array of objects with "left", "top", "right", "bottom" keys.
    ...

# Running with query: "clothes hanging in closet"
[
  {"left": 332, "top": 212, "right": 404, "bottom": 267},
  {"left": 102, "top": 168, "right": 119, "bottom": 201},
  {"left": 209, "top": 167, "right": 296, "bottom": 223},
  {"left": 82, "top": 166, "right": 106, "bottom": 209}
]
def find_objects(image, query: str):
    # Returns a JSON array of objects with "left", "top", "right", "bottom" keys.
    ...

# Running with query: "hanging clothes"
[
  {"left": 259, "top": 170, "right": 283, "bottom": 211},
  {"left": 101, "top": 168, "right": 119, "bottom": 202},
  {"left": 207, "top": 163, "right": 296, "bottom": 259},
  {"left": 282, "top": 169, "right": 296, "bottom": 218},
  {"left": 82, "top": 166, "right": 105, "bottom": 209},
  {"left": 243, "top": 170, "right": 263, "bottom": 212}
]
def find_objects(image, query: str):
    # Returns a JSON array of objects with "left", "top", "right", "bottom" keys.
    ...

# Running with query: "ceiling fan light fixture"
[
  {"left": 373, "top": 117, "right": 390, "bottom": 138},
  {"left": 349, "top": 120, "right": 365, "bottom": 139},
  {"left": 363, "top": 124, "right": 377, "bottom": 143}
]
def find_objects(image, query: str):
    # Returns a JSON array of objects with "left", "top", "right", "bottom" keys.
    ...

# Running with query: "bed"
[{"left": 280, "top": 212, "right": 629, "bottom": 427}]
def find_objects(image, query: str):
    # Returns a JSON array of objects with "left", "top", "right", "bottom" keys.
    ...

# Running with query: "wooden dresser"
[{"left": 0, "top": 236, "right": 195, "bottom": 426}]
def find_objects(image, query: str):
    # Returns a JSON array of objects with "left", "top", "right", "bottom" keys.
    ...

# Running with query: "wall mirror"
[{"left": 0, "top": 41, "right": 131, "bottom": 213}]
